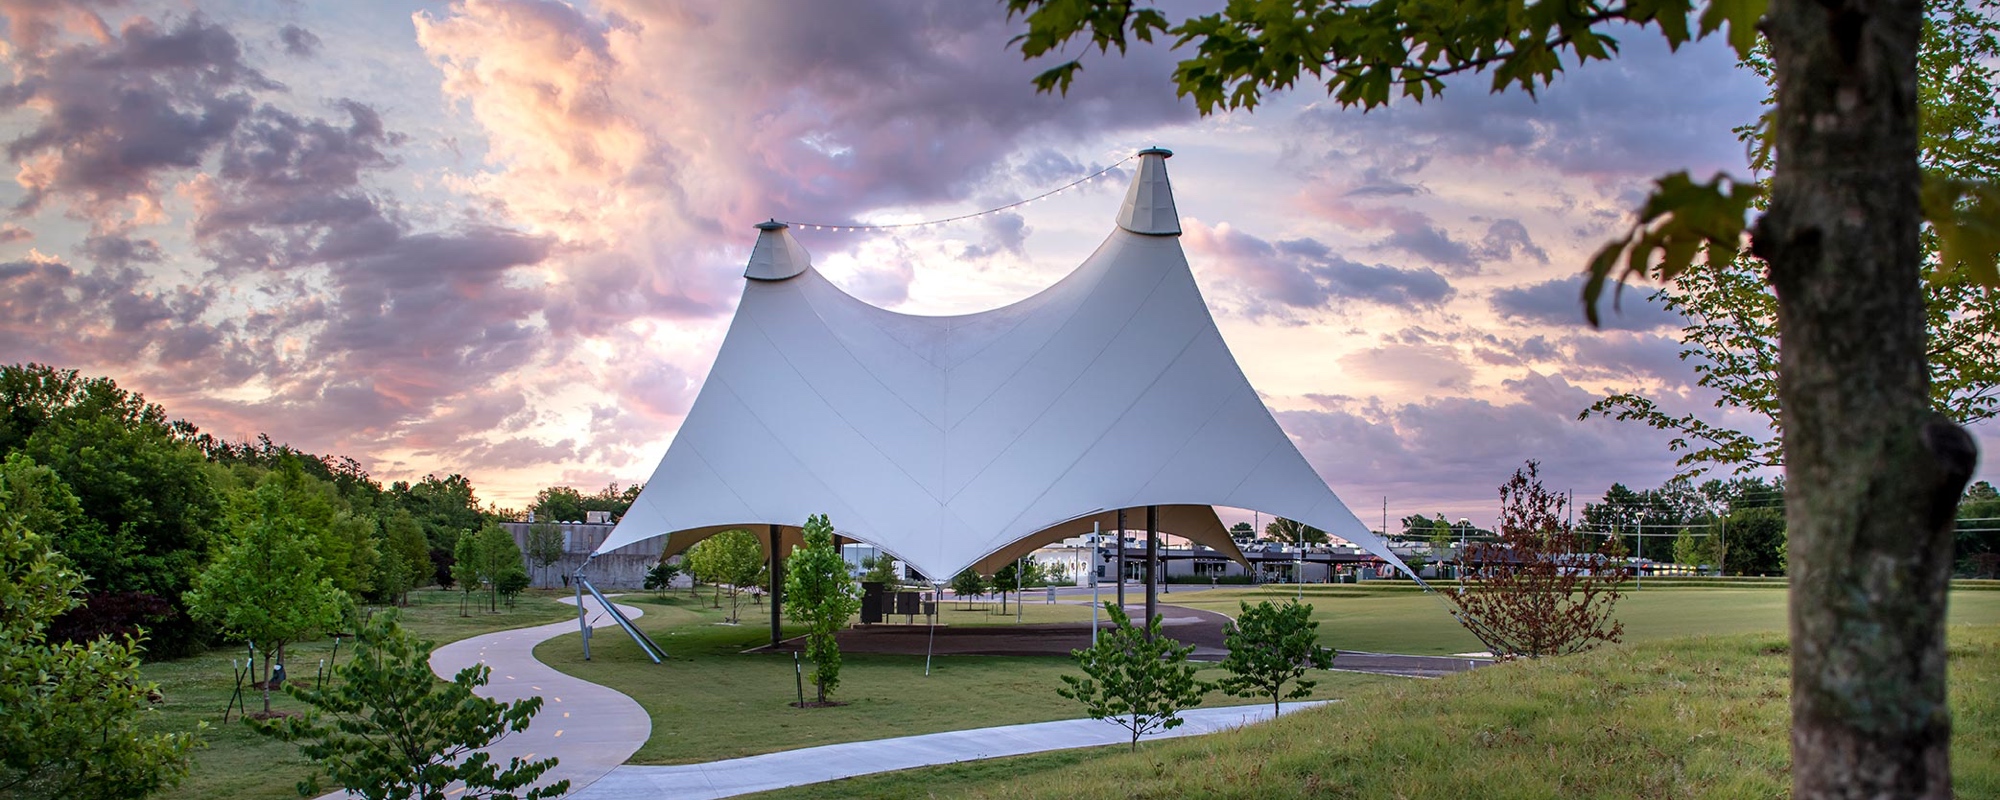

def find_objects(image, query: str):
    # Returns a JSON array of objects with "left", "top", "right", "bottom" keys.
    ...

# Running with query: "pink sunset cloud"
[{"left": 8, "top": 0, "right": 1969, "bottom": 525}]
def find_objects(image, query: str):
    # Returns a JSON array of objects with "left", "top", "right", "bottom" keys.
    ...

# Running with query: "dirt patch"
[
  {"left": 788, "top": 700, "right": 849, "bottom": 709},
  {"left": 754, "top": 602, "right": 1491, "bottom": 679},
  {"left": 769, "top": 604, "right": 1235, "bottom": 660}
]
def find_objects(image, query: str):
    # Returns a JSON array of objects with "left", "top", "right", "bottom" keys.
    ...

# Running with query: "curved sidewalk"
[
  {"left": 424, "top": 595, "right": 652, "bottom": 798},
  {"left": 572, "top": 701, "right": 1328, "bottom": 800},
  {"left": 406, "top": 596, "right": 1458, "bottom": 799}
]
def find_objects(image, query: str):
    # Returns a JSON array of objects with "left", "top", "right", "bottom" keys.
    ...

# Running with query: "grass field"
[
  {"left": 140, "top": 588, "right": 576, "bottom": 800},
  {"left": 143, "top": 581, "right": 2000, "bottom": 798},
  {"left": 746, "top": 624, "right": 2000, "bottom": 799},
  {"left": 536, "top": 592, "right": 1400, "bottom": 765},
  {"left": 550, "top": 584, "right": 2000, "bottom": 768},
  {"left": 1163, "top": 583, "right": 2000, "bottom": 654}
]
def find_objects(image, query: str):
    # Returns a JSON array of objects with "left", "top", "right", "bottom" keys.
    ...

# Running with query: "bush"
[
  {"left": 1058, "top": 603, "right": 1210, "bottom": 751},
  {"left": 254, "top": 611, "right": 566, "bottom": 799},
  {"left": 1218, "top": 600, "right": 1335, "bottom": 714}
]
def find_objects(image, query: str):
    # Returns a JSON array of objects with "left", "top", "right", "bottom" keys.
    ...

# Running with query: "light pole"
[
  {"left": 1294, "top": 521, "right": 1306, "bottom": 600},
  {"left": 1457, "top": 518, "right": 1470, "bottom": 590}
]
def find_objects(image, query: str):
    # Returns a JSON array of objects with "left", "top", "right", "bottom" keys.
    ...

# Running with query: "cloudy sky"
[{"left": 5, "top": 0, "right": 1985, "bottom": 528}]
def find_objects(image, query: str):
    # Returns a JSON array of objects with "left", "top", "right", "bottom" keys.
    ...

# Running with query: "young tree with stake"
[
  {"left": 255, "top": 611, "right": 566, "bottom": 800},
  {"left": 186, "top": 474, "right": 347, "bottom": 715},
  {"left": 785, "top": 514, "right": 861, "bottom": 705}
]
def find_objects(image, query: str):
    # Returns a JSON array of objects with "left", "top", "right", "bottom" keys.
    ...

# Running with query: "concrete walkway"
[
  {"left": 347, "top": 592, "right": 1454, "bottom": 799},
  {"left": 572, "top": 701, "right": 1330, "bottom": 800},
  {"left": 424, "top": 595, "right": 652, "bottom": 798}
]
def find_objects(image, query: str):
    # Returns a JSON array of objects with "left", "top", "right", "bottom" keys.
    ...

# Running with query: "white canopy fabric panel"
[{"left": 596, "top": 150, "right": 1415, "bottom": 582}]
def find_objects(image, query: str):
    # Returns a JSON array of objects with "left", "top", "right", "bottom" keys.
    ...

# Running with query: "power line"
[{"left": 781, "top": 155, "right": 1136, "bottom": 233}]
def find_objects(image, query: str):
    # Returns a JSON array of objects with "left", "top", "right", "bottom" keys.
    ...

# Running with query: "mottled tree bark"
[{"left": 1756, "top": 1, "right": 1978, "bottom": 796}]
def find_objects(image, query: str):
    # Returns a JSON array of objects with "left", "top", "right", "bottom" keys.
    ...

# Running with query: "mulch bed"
[{"left": 759, "top": 604, "right": 1234, "bottom": 659}]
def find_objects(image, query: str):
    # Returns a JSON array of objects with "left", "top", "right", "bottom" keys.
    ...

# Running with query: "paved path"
[
  {"left": 425, "top": 595, "right": 651, "bottom": 798},
  {"left": 334, "top": 591, "right": 1470, "bottom": 799},
  {"left": 572, "top": 701, "right": 1330, "bottom": 800}
]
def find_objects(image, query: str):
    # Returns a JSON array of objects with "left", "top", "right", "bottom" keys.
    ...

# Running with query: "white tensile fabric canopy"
[{"left": 593, "top": 149, "right": 1415, "bottom": 581}]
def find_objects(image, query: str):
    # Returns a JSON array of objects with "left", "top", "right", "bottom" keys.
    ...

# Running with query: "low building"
[{"left": 503, "top": 520, "right": 660, "bottom": 590}]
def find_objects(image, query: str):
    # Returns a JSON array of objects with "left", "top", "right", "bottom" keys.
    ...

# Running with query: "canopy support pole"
[
  {"left": 1145, "top": 505, "right": 1158, "bottom": 638},
  {"left": 1115, "top": 509, "right": 1127, "bottom": 610},
  {"left": 769, "top": 524, "right": 784, "bottom": 649},
  {"left": 925, "top": 582, "right": 943, "bottom": 675},
  {"left": 1091, "top": 522, "right": 1102, "bottom": 647},
  {"left": 577, "top": 562, "right": 665, "bottom": 664}
]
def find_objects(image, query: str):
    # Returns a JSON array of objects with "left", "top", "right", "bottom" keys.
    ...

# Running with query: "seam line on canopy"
[
  {"left": 1128, "top": 344, "right": 1243, "bottom": 498},
  {"left": 995, "top": 319, "right": 1206, "bottom": 539},
  {"left": 795, "top": 272, "right": 949, "bottom": 436},
  {"left": 940, "top": 237, "right": 1131, "bottom": 432},
  {"left": 743, "top": 308, "right": 946, "bottom": 507},
  {"left": 942, "top": 250, "right": 1176, "bottom": 504},
  {"left": 707, "top": 375, "right": 877, "bottom": 534}
]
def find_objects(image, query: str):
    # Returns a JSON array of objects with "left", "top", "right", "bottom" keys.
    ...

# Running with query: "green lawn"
[
  {"left": 141, "top": 582, "right": 2000, "bottom": 798},
  {"left": 536, "top": 592, "right": 1400, "bottom": 765},
  {"left": 553, "top": 585, "right": 2000, "bottom": 767},
  {"left": 141, "top": 588, "right": 576, "bottom": 800},
  {"left": 747, "top": 624, "right": 2000, "bottom": 799},
  {"left": 1165, "top": 583, "right": 2000, "bottom": 654}
]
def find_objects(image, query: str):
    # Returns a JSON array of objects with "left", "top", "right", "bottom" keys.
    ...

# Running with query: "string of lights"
[{"left": 781, "top": 155, "right": 1136, "bottom": 233}]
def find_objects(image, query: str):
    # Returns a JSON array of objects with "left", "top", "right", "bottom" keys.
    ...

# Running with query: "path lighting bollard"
[{"left": 794, "top": 652, "right": 806, "bottom": 707}]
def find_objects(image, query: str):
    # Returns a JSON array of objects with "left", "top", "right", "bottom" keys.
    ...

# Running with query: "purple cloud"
[
  {"left": 1491, "top": 275, "right": 1681, "bottom": 331},
  {"left": 1188, "top": 222, "right": 1454, "bottom": 315}
]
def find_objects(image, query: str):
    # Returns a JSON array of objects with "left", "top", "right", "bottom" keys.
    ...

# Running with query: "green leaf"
[
  {"left": 1584, "top": 172, "right": 1762, "bottom": 327},
  {"left": 1922, "top": 173, "right": 2000, "bottom": 285}
]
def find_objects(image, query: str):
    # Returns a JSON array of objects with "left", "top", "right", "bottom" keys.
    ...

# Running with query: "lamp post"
[
  {"left": 1295, "top": 522, "right": 1304, "bottom": 600},
  {"left": 1457, "top": 518, "right": 1470, "bottom": 590}
]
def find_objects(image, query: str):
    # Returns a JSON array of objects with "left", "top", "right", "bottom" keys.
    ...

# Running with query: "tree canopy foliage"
[
  {"left": 1262, "top": 517, "right": 1327, "bottom": 545},
  {"left": 254, "top": 611, "right": 565, "bottom": 800},
  {"left": 1058, "top": 602, "right": 1209, "bottom": 751},
  {"left": 1583, "top": 3, "right": 2000, "bottom": 475},
  {"left": 0, "top": 362, "right": 538, "bottom": 662},
  {"left": 684, "top": 529, "right": 766, "bottom": 623},
  {"left": 0, "top": 492, "right": 197, "bottom": 800},
  {"left": 185, "top": 466, "right": 349, "bottom": 713},
  {"left": 1218, "top": 600, "right": 1335, "bottom": 715}
]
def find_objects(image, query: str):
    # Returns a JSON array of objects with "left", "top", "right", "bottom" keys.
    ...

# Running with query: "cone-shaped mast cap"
[
  {"left": 1116, "top": 147, "right": 1180, "bottom": 236},
  {"left": 745, "top": 220, "right": 812, "bottom": 281}
]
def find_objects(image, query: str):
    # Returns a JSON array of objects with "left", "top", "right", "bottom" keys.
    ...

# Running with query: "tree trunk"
[
  {"left": 1758, "top": 1, "right": 1977, "bottom": 796},
  {"left": 260, "top": 646, "right": 273, "bottom": 714}
]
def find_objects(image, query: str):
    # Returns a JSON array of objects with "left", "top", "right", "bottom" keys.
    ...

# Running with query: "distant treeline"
[{"left": 0, "top": 363, "right": 640, "bottom": 658}]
